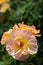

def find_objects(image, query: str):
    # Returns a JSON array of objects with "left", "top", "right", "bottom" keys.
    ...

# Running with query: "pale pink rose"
[{"left": 6, "top": 30, "right": 38, "bottom": 61}]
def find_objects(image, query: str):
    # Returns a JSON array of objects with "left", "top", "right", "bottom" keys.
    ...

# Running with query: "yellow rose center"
[{"left": 15, "top": 37, "right": 30, "bottom": 50}]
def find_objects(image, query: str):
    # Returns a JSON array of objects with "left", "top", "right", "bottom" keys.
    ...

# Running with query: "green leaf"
[{"left": 0, "top": 62, "right": 4, "bottom": 65}]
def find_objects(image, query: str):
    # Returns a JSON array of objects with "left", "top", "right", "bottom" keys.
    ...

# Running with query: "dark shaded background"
[{"left": 0, "top": 0, "right": 43, "bottom": 65}]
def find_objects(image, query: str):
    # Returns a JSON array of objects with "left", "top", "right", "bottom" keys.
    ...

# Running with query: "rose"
[{"left": 1, "top": 22, "right": 40, "bottom": 61}]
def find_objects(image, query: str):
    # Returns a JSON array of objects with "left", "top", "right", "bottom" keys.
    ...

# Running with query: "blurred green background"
[{"left": 0, "top": 0, "right": 43, "bottom": 65}]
